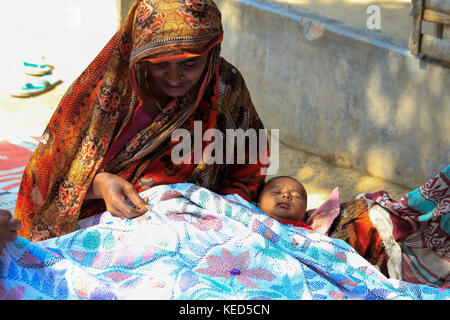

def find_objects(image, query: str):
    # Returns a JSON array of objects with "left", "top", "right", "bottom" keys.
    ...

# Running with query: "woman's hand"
[
  {"left": 0, "top": 209, "right": 21, "bottom": 254},
  {"left": 87, "top": 172, "right": 151, "bottom": 219}
]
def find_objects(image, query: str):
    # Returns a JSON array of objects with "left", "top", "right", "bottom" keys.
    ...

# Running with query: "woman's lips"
[{"left": 162, "top": 82, "right": 184, "bottom": 92}]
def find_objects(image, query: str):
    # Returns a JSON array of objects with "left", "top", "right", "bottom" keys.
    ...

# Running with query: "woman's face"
[{"left": 143, "top": 54, "right": 209, "bottom": 99}]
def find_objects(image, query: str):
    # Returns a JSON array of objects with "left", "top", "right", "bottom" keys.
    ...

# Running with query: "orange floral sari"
[{"left": 15, "top": 0, "right": 268, "bottom": 241}]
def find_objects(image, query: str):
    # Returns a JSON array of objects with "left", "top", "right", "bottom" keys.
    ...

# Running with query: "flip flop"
[
  {"left": 23, "top": 58, "right": 54, "bottom": 76},
  {"left": 11, "top": 74, "right": 63, "bottom": 98}
]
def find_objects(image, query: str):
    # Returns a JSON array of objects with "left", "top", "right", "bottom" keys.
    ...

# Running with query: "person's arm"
[
  {"left": 0, "top": 209, "right": 21, "bottom": 253},
  {"left": 85, "top": 172, "right": 151, "bottom": 219}
]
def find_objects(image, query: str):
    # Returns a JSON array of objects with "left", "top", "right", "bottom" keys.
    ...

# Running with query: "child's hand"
[{"left": 0, "top": 209, "right": 21, "bottom": 254}]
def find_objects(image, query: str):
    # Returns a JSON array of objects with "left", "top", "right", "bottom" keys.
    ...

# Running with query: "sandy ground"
[{"left": 0, "top": 0, "right": 413, "bottom": 211}]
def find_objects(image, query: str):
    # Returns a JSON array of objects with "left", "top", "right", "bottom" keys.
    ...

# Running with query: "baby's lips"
[{"left": 278, "top": 202, "right": 290, "bottom": 209}]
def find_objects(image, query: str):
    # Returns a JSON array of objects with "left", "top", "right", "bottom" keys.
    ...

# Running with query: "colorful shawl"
[
  {"left": 2, "top": 183, "right": 449, "bottom": 300},
  {"left": 363, "top": 166, "right": 450, "bottom": 287},
  {"left": 15, "top": 0, "right": 268, "bottom": 241},
  {"left": 328, "top": 165, "right": 450, "bottom": 288}
]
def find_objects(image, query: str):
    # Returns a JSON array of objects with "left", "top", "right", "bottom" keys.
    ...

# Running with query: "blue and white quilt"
[{"left": 1, "top": 183, "right": 448, "bottom": 300}]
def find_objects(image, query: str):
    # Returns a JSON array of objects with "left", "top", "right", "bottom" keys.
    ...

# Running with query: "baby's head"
[{"left": 257, "top": 176, "right": 307, "bottom": 223}]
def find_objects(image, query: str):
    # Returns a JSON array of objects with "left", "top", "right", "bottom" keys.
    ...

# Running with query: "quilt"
[{"left": 1, "top": 183, "right": 448, "bottom": 300}]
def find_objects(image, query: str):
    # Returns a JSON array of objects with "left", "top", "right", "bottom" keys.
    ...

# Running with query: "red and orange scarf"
[{"left": 15, "top": 0, "right": 268, "bottom": 241}]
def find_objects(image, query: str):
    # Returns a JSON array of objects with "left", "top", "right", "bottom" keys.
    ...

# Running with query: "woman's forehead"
[{"left": 141, "top": 54, "right": 207, "bottom": 65}]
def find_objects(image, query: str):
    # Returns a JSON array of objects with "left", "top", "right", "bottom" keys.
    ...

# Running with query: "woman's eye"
[
  {"left": 152, "top": 62, "right": 168, "bottom": 68},
  {"left": 182, "top": 61, "right": 197, "bottom": 68}
]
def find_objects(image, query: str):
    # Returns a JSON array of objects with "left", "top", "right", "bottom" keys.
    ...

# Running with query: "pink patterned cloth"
[{"left": 306, "top": 187, "right": 340, "bottom": 235}]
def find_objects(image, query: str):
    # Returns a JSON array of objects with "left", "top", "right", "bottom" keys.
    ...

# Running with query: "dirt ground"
[{"left": 0, "top": 0, "right": 413, "bottom": 211}]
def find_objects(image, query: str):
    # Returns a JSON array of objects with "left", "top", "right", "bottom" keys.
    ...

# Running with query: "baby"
[
  {"left": 257, "top": 176, "right": 312, "bottom": 229},
  {"left": 0, "top": 209, "right": 21, "bottom": 253}
]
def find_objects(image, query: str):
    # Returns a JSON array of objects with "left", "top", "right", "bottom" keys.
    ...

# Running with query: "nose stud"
[{"left": 180, "top": 74, "right": 185, "bottom": 80}]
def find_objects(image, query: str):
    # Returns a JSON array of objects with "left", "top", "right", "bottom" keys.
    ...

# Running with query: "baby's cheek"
[{"left": 258, "top": 198, "right": 274, "bottom": 214}]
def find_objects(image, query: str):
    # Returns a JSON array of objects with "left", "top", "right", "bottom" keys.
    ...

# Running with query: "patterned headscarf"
[{"left": 15, "top": 0, "right": 267, "bottom": 241}]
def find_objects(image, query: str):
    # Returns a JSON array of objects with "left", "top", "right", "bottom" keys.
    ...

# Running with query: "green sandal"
[
  {"left": 11, "top": 74, "right": 63, "bottom": 98},
  {"left": 23, "top": 57, "right": 54, "bottom": 76}
]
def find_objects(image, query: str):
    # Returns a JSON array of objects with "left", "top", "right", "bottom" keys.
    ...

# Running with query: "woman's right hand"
[{"left": 87, "top": 172, "right": 151, "bottom": 219}]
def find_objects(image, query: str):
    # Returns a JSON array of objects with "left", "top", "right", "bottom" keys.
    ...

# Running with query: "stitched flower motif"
[
  {"left": 190, "top": 215, "right": 222, "bottom": 231},
  {"left": 0, "top": 283, "right": 25, "bottom": 300},
  {"left": 270, "top": 274, "right": 304, "bottom": 299},
  {"left": 196, "top": 248, "right": 275, "bottom": 288},
  {"left": 160, "top": 190, "right": 183, "bottom": 201}
]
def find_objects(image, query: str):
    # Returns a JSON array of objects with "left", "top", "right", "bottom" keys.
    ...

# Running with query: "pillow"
[{"left": 305, "top": 187, "right": 340, "bottom": 235}]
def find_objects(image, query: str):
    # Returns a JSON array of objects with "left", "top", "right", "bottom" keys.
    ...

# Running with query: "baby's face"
[{"left": 258, "top": 177, "right": 307, "bottom": 223}]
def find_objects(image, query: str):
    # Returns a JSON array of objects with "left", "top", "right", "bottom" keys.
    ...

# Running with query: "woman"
[{"left": 15, "top": 0, "right": 268, "bottom": 242}]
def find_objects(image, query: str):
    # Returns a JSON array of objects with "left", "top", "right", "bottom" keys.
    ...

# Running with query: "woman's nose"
[{"left": 165, "top": 65, "right": 183, "bottom": 85}]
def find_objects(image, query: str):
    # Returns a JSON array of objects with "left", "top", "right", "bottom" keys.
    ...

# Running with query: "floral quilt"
[{"left": 1, "top": 183, "right": 449, "bottom": 300}]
